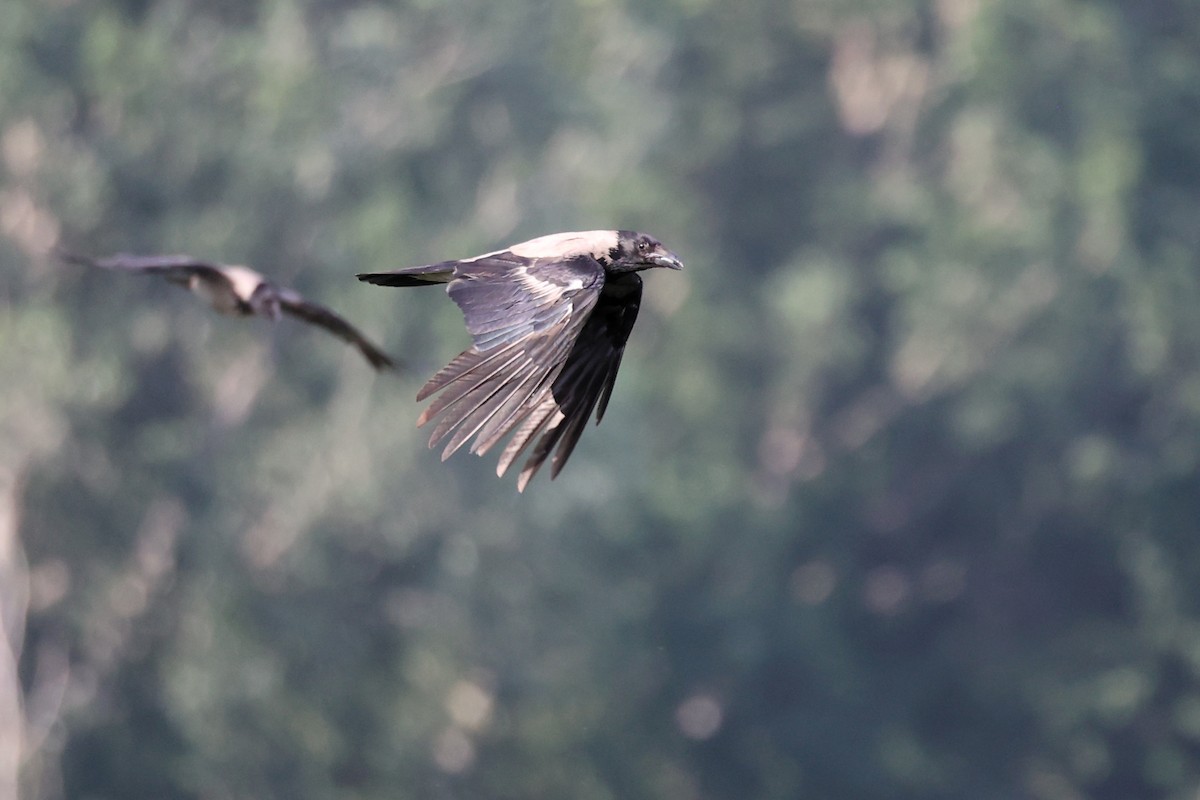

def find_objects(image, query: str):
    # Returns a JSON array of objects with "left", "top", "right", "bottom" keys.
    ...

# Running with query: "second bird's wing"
[
  {"left": 277, "top": 290, "right": 398, "bottom": 371},
  {"left": 55, "top": 250, "right": 228, "bottom": 281}
]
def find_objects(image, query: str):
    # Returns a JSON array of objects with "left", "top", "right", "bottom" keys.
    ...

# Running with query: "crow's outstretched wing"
[
  {"left": 412, "top": 254, "right": 641, "bottom": 489},
  {"left": 499, "top": 272, "right": 643, "bottom": 491},
  {"left": 278, "top": 291, "right": 397, "bottom": 371},
  {"left": 55, "top": 250, "right": 228, "bottom": 282}
]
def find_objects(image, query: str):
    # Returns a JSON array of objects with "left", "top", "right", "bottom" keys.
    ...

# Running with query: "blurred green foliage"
[{"left": 3, "top": 0, "right": 1200, "bottom": 797}]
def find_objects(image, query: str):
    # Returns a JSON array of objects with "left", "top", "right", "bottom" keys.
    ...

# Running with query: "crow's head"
[
  {"left": 609, "top": 231, "right": 684, "bottom": 274},
  {"left": 247, "top": 282, "right": 283, "bottom": 321}
]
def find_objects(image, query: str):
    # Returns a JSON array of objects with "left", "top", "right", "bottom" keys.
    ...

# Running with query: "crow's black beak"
[{"left": 651, "top": 250, "right": 684, "bottom": 270}]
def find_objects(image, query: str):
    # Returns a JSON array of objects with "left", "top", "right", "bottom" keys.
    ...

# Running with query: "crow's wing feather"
[
  {"left": 56, "top": 250, "right": 227, "bottom": 280},
  {"left": 278, "top": 291, "right": 396, "bottom": 370},
  {"left": 447, "top": 255, "right": 600, "bottom": 350},
  {"left": 513, "top": 272, "right": 643, "bottom": 490},
  {"left": 416, "top": 255, "right": 614, "bottom": 486},
  {"left": 418, "top": 257, "right": 643, "bottom": 490}
]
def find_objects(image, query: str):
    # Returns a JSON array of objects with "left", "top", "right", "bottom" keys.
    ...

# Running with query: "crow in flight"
[
  {"left": 57, "top": 250, "right": 396, "bottom": 370},
  {"left": 357, "top": 230, "right": 683, "bottom": 491}
]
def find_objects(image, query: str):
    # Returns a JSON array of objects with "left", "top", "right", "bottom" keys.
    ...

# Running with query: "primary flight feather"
[{"left": 357, "top": 230, "right": 682, "bottom": 491}]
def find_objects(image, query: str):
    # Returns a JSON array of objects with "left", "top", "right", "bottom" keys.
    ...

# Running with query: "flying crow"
[
  {"left": 357, "top": 230, "right": 682, "bottom": 490},
  {"left": 57, "top": 250, "right": 396, "bottom": 370}
]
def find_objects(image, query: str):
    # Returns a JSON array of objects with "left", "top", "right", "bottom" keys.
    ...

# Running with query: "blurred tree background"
[{"left": 3, "top": 0, "right": 1200, "bottom": 797}]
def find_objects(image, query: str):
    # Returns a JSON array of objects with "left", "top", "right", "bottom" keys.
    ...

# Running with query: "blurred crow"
[
  {"left": 358, "top": 230, "right": 683, "bottom": 490},
  {"left": 58, "top": 249, "right": 396, "bottom": 370}
]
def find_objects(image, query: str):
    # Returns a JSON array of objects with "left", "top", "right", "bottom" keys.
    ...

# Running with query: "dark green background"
[{"left": 3, "top": 1, "right": 1200, "bottom": 797}]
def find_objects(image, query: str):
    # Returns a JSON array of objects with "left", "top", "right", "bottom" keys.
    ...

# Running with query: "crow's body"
[
  {"left": 358, "top": 230, "right": 682, "bottom": 490},
  {"left": 58, "top": 250, "right": 396, "bottom": 370}
]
